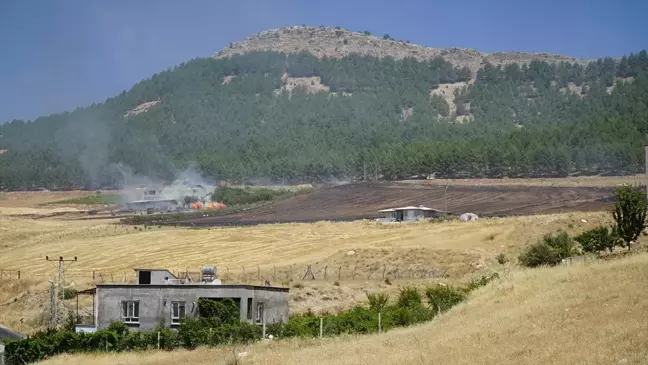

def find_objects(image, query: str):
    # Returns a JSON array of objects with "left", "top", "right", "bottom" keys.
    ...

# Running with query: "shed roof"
[
  {"left": 128, "top": 199, "right": 178, "bottom": 204},
  {"left": 378, "top": 205, "right": 445, "bottom": 213}
]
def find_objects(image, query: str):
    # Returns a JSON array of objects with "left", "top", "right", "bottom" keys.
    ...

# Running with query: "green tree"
[{"left": 612, "top": 185, "right": 647, "bottom": 250}]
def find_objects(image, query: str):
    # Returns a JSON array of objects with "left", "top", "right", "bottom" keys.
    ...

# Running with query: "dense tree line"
[{"left": 0, "top": 50, "right": 647, "bottom": 190}]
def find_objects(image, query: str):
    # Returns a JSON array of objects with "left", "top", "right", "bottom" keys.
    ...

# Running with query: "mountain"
[
  {"left": 0, "top": 26, "right": 647, "bottom": 190},
  {"left": 215, "top": 26, "right": 589, "bottom": 73}
]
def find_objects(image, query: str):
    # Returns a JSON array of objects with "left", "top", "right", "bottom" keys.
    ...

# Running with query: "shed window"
[
  {"left": 121, "top": 301, "right": 139, "bottom": 323},
  {"left": 247, "top": 298, "right": 253, "bottom": 320},
  {"left": 138, "top": 271, "right": 151, "bottom": 284},
  {"left": 171, "top": 301, "right": 186, "bottom": 325}
]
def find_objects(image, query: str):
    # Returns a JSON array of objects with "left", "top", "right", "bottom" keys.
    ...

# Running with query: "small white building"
[{"left": 378, "top": 205, "right": 450, "bottom": 222}]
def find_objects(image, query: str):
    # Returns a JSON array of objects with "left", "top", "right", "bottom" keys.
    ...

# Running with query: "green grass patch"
[
  {"left": 44, "top": 192, "right": 123, "bottom": 206},
  {"left": 212, "top": 186, "right": 312, "bottom": 205}
]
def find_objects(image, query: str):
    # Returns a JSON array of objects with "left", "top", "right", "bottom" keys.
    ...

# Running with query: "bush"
[
  {"left": 518, "top": 242, "right": 560, "bottom": 267},
  {"left": 574, "top": 226, "right": 620, "bottom": 254},
  {"left": 366, "top": 292, "right": 388, "bottom": 312},
  {"left": 396, "top": 286, "right": 422, "bottom": 309},
  {"left": 425, "top": 285, "right": 466, "bottom": 313},
  {"left": 496, "top": 253, "right": 508, "bottom": 265},
  {"left": 519, "top": 232, "right": 578, "bottom": 268},
  {"left": 542, "top": 232, "right": 578, "bottom": 260}
]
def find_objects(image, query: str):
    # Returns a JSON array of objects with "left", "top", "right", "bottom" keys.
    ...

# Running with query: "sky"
[{"left": 0, "top": 0, "right": 646, "bottom": 122}]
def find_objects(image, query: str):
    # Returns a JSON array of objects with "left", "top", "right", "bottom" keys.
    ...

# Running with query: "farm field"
[
  {"left": 37, "top": 252, "right": 648, "bottom": 365},
  {"left": 399, "top": 173, "right": 646, "bottom": 187},
  {"left": 182, "top": 182, "right": 616, "bottom": 226}
]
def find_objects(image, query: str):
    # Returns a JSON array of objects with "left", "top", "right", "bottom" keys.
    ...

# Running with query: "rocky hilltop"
[{"left": 215, "top": 26, "right": 589, "bottom": 74}]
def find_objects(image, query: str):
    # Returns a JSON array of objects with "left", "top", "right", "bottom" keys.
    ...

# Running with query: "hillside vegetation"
[
  {"left": 1, "top": 26, "right": 647, "bottom": 189},
  {"left": 37, "top": 253, "right": 648, "bottom": 365}
]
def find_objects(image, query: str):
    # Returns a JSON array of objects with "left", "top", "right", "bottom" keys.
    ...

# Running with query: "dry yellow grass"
[
  {"left": 0, "top": 191, "right": 90, "bottom": 208},
  {"left": 400, "top": 174, "right": 646, "bottom": 187},
  {"left": 0, "top": 212, "right": 611, "bottom": 276},
  {"left": 0, "top": 211, "right": 613, "bottom": 334},
  {"left": 38, "top": 252, "right": 648, "bottom": 365}
]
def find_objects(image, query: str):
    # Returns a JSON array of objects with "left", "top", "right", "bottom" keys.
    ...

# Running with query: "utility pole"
[
  {"left": 46, "top": 255, "right": 77, "bottom": 328},
  {"left": 444, "top": 185, "right": 449, "bottom": 213},
  {"left": 644, "top": 137, "right": 648, "bottom": 200}
]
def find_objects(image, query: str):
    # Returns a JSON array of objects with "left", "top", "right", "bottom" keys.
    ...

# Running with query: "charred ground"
[{"left": 172, "top": 182, "right": 614, "bottom": 226}]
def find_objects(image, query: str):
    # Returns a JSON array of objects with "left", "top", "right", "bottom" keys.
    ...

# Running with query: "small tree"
[
  {"left": 383, "top": 34, "right": 391, "bottom": 40},
  {"left": 612, "top": 185, "right": 647, "bottom": 250}
]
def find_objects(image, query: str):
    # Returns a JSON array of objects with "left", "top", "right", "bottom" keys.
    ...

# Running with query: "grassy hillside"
[
  {"left": 37, "top": 252, "right": 648, "bottom": 365},
  {"left": 0, "top": 28, "right": 646, "bottom": 190}
]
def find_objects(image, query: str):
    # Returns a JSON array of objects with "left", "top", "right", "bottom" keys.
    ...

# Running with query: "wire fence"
[{"left": 0, "top": 264, "right": 452, "bottom": 285}]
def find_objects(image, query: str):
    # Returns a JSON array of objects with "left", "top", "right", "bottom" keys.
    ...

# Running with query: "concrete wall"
[{"left": 96, "top": 284, "right": 289, "bottom": 331}]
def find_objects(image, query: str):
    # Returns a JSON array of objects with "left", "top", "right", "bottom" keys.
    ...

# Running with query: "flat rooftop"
[{"left": 96, "top": 283, "right": 289, "bottom": 292}]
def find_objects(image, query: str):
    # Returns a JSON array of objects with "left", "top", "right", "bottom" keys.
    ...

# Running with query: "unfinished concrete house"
[
  {"left": 75, "top": 267, "right": 289, "bottom": 332},
  {"left": 377, "top": 205, "right": 451, "bottom": 222}
]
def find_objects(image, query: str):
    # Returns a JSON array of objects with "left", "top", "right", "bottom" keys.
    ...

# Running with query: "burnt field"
[{"left": 173, "top": 182, "right": 615, "bottom": 227}]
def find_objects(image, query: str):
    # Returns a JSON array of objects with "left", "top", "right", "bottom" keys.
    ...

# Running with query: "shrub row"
[{"left": 5, "top": 275, "right": 498, "bottom": 365}]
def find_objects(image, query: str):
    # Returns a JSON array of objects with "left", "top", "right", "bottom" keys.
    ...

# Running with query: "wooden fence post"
[
  {"left": 378, "top": 312, "right": 382, "bottom": 334},
  {"left": 382, "top": 265, "right": 386, "bottom": 279},
  {"left": 319, "top": 317, "right": 323, "bottom": 338},
  {"left": 337, "top": 266, "right": 342, "bottom": 281},
  {"left": 18, "top": 270, "right": 20, "bottom": 279},
  {"left": 324, "top": 266, "right": 328, "bottom": 280}
]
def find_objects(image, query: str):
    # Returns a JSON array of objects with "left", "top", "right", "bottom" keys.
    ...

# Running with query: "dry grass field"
[
  {"left": 38, "top": 252, "right": 648, "bottom": 365},
  {"left": 0, "top": 207, "right": 612, "bottom": 334}
]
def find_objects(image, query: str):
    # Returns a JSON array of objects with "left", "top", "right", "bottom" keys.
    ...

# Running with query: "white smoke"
[{"left": 117, "top": 163, "right": 218, "bottom": 205}]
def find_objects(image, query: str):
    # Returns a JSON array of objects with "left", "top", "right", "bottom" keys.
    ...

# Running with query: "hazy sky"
[{"left": 1, "top": 0, "right": 646, "bottom": 122}]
